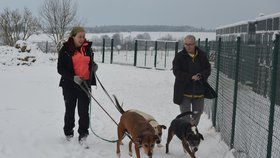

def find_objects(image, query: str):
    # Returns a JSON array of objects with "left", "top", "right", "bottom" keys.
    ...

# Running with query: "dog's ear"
[
  {"left": 160, "top": 125, "right": 167, "bottom": 129},
  {"left": 199, "top": 133, "right": 204, "bottom": 140}
]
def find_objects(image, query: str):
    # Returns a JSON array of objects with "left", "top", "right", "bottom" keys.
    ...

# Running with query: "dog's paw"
[
  {"left": 116, "top": 153, "right": 121, "bottom": 158},
  {"left": 129, "top": 151, "right": 133, "bottom": 156}
]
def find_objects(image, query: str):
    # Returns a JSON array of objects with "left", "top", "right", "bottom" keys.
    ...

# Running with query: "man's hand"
[{"left": 192, "top": 73, "right": 202, "bottom": 81}]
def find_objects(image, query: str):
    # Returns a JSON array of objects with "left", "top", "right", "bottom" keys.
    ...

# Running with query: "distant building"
[{"left": 216, "top": 12, "right": 280, "bottom": 44}]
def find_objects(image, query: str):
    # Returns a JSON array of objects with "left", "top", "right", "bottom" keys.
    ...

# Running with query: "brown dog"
[
  {"left": 114, "top": 96, "right": 158, "bottom": 158},
  {"left": 128, "top": 109, "right": 166, "bottom": 147}
]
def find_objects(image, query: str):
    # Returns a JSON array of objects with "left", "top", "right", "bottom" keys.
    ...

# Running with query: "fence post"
[
  {"left": 266, "top": 34, "right": 280, "bottom": 158},
  {"left": 45, "top": 41, "right": 48, "bottom": 54},
  {"left": 164, "top": 42, "right": 167, "bottom": 68},
  {"left": 154, "top": 41, "right": 158, "bottom": 68},
  {"left": 230, "top": 36, "right": 241, "bottom": 149},
  {"left": 102, "top": 38, "right": 105, "bottom": 63},
  {"left": 110, "top": 39, "right": 114, "bottom": 64},
  {"left": 134, "top": 40, "right": 138, "bottom": 66},
  {"left": 175, "top": 41, "right": 179, "bottom": 53},
  {"left": 212, "top": 38, "right": 222, "bottom": 127},
  {"left": 144, "top": 40, "right": 147, "bottom": 66},
  {"left": 205, "top": 38, "right": 209, "bottom": 58}
]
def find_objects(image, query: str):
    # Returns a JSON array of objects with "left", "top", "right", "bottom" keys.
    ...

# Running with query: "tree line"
[{"left": 86, "top": 25, "right": 213, "bottom": 33}]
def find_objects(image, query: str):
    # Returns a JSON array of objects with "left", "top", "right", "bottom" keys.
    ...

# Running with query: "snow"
[
  {"left": 0, "top": 35, "right": 234, "bottom": 158},
  {"left": 255, "top": 12, "right": 280, "bottom": 21},
  {"left": 27, "top": 31, "right": 216, "bottom": 43},
  {"left": 86, "top": 32, "right": 216, "bottom": 41}
]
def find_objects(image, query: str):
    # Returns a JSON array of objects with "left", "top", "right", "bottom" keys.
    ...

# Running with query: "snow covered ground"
[
  {"left": 27, "top": 31, "right": 216, "bottom": 42},
  {"left": 0, "top": 43, "right": 234, "bottom": 158}
]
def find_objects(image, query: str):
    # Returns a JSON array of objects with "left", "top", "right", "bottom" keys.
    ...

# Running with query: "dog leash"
[
  {"left": 89, "top": 98, "right": 118, "bottom": 143},
  {"left": 80, "top": 81, "right": 119, "bottom": 125},
  {"left": 79, "top": 78, "right": 133, "bottom": 143},
  {"left": 78, "top": 81, "right": 118, "bottom": 142},
  {"left": 95, "top": 75, "right": 116, "bottom": 107}
]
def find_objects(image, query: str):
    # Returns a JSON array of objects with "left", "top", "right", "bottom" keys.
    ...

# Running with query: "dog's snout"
[
  {"left": 156, "top": 138, "right": 161, "bottom": 144},
  {"left": 148, "top": 151, "right": 153, "bottom": 156},
  {"left": 193, "top": 147, "right": 198, "bottom": 152}
]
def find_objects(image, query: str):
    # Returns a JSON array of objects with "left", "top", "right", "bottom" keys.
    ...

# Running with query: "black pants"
[{"left": 62, "top": 85, "right": 90, "bottom": 137}]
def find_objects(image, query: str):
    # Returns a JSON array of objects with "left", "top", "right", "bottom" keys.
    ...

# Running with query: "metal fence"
[
  {"left": 89, "top": 35, "right": 280, "bottom": 157},
  {"left": 133, "top": 39, "right": 179, "bottom": 69},
  {"left": 33, "top": 39, "right": 180, "bottom": 70},
  {"left": 34, "top": 35, "right": 280, "bottom": 157},
  {"left": 92, "top": 39, "right": 180, "bottom": 70},
  {"left": 203, "top": 35, "right": 280, "bottom": 158},
  {"left": 91, "top": 35, "right": 280, "bottom": 158}
]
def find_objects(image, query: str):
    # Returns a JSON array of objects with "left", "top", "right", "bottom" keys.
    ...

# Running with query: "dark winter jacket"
[
  {"left": 57, "top": 38, "right": 97, "bottom": 88},
  {"left": 172, "top": 47, "right": 211, "bottom": 105}
]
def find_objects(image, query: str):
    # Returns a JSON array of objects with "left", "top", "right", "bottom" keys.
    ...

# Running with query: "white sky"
[{"left": 0, "top": 0, "right": 280, "bottom": 29}]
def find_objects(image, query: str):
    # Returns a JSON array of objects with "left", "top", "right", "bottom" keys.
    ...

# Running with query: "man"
[{"left": 172, "top": 35, "right": 211, "bottom": 125}]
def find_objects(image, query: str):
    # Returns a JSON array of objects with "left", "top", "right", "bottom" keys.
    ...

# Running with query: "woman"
[{"left": 57, "top": 26, "right": 97, "bottom": 146}]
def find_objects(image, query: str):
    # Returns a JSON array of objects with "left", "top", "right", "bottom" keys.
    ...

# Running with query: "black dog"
[{"left": 166, "top": 111, "right": 204, "bottom": 158}]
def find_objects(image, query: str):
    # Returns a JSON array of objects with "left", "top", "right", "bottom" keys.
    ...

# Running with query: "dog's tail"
[
  {"left": 176, "top": 111, "right": 195, "bottom": 119},
  {"left": 113, "top": 95, "right": 125, "bottom": 114}
]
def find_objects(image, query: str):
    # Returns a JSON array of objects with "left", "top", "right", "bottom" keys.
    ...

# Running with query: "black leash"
[
  {"left": 79, "top": 78, "right": 133, "bottom": 142},
  {"left": 95, "top": 75, "right": 116, "bottom": 106},
  {"left": 79, "top": 81, "right": 118, "bottom": 126}
]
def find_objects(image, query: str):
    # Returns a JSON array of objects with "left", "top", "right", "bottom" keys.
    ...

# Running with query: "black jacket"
[
  {"left": 57, "top": 39, "right": 97, "bottom": 88},
  {"left": 172, "top": 47, "right": 211, "bottom": 105}
]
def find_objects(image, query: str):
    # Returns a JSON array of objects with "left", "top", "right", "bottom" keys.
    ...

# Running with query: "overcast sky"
[{"left": 1, "top": 0, "right": 279, "bottom": 29}]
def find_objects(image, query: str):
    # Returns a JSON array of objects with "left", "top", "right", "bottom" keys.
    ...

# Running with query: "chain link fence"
[{"left": 203, "top": 35, "right": 280, "bottom": 158}]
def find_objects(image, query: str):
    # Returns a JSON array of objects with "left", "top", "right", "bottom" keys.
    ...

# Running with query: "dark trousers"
[
  {"left": 179, "top": 97, "right": 204, "bottom": 126},
  {"left": 62, "top": 86, "right": 90, "bottom": 137}
]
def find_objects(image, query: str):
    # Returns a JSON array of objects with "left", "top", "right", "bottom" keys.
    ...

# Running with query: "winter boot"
[
  {"left": 78, "top": 135, "right": 89, "bottom": 149},
  {"left": 65, "top": 134, "right": 74, "bottom": 141}
]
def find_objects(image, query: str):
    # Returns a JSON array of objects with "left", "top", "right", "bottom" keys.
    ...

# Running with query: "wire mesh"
[{"left": 205, "top": 36, "right": 280, "bottom": 158}]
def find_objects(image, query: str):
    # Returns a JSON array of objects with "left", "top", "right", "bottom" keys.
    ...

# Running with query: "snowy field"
[
  {"left": 27, "top": 31, "right": 216, "bottom": 42},
  {"left": 0, "top": 44, "right": 235, "bottom": 158}
]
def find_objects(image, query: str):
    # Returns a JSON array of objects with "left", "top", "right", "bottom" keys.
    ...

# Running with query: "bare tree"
[
  {"left": 0, "top": 8, "right": 40, "bottom": 46},
  {"left": 39, "top": 0, "right": 78, "bottom": 52},
  {"left": 112, "top": 33, "right": 122, "bottom": 46},
  {"left": 135, "top": 33, "right": 151, "bottom": 40}
]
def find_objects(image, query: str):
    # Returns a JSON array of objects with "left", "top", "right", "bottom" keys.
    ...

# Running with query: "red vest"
[{"left": 72, "top": 43, "right": 90, "bottom": 80}]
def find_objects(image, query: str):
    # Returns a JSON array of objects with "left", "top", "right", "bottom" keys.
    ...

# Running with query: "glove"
[
  {"left": 73, "top": 76, "right": 84, "bottom": 85},
  {"left": 92, "top": 62, "right": 98, "bottom": 73}
]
